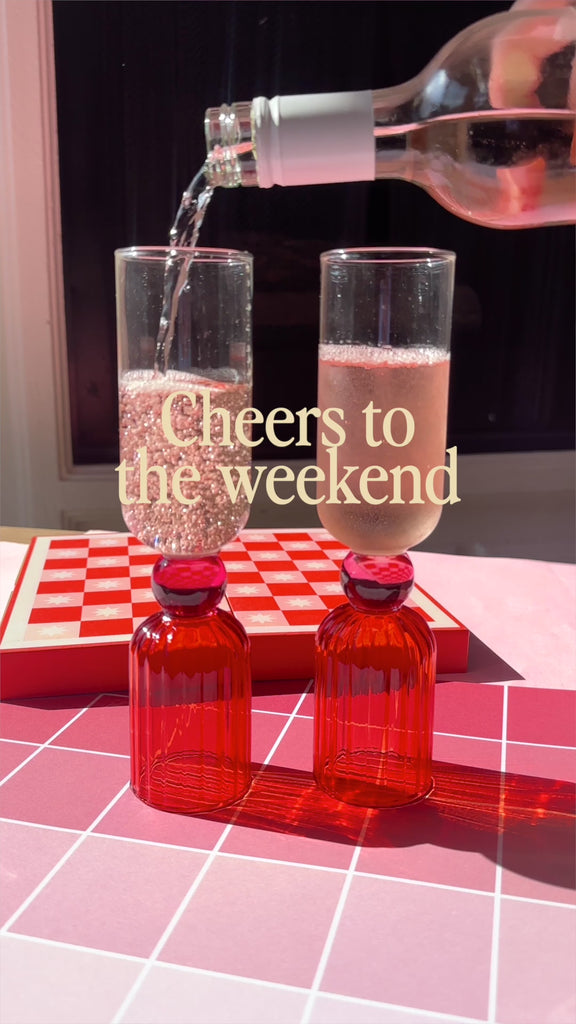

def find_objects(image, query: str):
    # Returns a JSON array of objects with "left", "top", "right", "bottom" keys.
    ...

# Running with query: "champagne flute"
[
  {"left": 116, "top": 246, "right": 253, "bottom": 814},
  {"left": 314, "top": 248, "right": 455, "bottom": 807}
]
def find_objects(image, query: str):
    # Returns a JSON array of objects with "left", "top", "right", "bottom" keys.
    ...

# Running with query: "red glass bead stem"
[
  {"left": 314, "top": 552, "right": 436, "bottom": 808},
  {"left": 130, "top": 556, "right": 251, "bottom": 814}
]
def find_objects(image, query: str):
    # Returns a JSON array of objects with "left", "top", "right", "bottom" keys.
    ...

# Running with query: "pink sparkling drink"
[
  {"left": 116, "top": 246, "right": 253, "bottom": 815},
  {"left": 119, "top": 369, "right": 251, "bottom": 557},
  {"left": 317, "top": 344, "right": 450, "bottom": 556},
  {"left": 314, "top": 248, "right": 454, "bottom": 809}
]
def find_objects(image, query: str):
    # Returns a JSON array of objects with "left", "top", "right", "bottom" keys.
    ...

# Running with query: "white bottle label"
[{"left": 252, "top": 91, "right": 375, "bottom": 188}]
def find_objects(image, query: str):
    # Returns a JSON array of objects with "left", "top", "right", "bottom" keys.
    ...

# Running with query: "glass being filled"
[
  {"left": 116, "top": 246, "right": 253, "bottom": 815},
  {"left": 314, "top": 249, "right": 456, "bottom": 808}
]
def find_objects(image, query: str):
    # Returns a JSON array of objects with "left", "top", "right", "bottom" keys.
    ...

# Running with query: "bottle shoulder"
[{"left": 373, "top": 7, "right": 576, "bottom": 124}]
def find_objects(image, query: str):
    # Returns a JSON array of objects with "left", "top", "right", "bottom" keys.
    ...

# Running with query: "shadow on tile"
[
  {"left": 437, "top": 631, "right": 524, "bottom": 684},
  {"left": 203, "top": 758, "right": 575, "bottom": 894}
]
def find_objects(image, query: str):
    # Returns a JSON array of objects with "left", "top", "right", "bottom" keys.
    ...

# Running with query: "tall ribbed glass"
[
  {"left": 315, "top": 554, "right": 435, "bottom": 807},
  {"left": 314, "top": 250, "right": 455, "bottom": 808},
  {"left": 116, "top": 247, "right": 253, "bottom": 814}
]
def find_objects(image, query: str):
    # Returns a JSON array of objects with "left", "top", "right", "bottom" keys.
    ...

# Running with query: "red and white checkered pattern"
[{"left": 0, "top": 530, "right": 468, "bottom": 699}]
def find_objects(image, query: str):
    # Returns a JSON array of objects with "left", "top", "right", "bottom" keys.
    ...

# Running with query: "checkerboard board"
[{"left": 0, "top": 530, "right": 468, "bottom": 699}]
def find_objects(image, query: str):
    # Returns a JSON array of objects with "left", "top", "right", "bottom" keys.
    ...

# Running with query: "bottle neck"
[
  {"left": 372, "top": 81, "right": 421, "bottom": 182},
  {"left": 204, "top": 101, "right": 259, "bottom": 187},
  {"left": 204, "top": 87, "right": 422, "bottom": 188},
  {"left": 205, "top": 91, "right": 379, "bottom": 188}
]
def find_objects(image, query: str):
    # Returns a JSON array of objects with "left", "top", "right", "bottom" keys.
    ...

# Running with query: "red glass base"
[
  {"left": 314, "top": 552, "right": 436, "bottom": 808},
  {"left": 130, "top": 557, "right": 251, "bottom": 814}
]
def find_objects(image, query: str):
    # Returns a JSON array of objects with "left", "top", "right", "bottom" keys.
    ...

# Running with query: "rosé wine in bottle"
[{"left": 317, "top": 344, "right": 450, "bottom": 556}]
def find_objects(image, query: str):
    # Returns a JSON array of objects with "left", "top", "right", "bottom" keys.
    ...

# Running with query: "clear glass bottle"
[{"left": 204, "top": 6, "right": 575, "bottom": 228}]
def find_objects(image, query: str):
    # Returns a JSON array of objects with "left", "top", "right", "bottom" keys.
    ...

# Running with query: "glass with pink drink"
[{"left": 314, "top": 248, "right": 455, "bottom": 808}]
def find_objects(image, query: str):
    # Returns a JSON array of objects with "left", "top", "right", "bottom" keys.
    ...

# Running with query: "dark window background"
[{"left": 52, "top": 0, "right": 575, "bottom": 465}]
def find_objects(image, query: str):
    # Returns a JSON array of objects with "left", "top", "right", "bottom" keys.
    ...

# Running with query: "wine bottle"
[{"left": 204, "top": 6, "right": 575, "bottom": 228}]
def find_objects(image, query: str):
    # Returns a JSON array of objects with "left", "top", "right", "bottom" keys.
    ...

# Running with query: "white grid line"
[
  {"left": 1, "top": 814, "right": 572, "bottom": 910},
  {"left": 0, "top": 738, "right": 130, "bottom": 760},
  {"left": 4, "top": 932, "right": 146, "bottom": 963},
  {"left": 0, "top": 817, "right": 83, "bottom": 835},
  {"left": 0, "top": 933, "right": 492, "bottom": 1023},
  {"left": 0, "top": 780, "right": 130, "bottom": 934},
  {"left": 0, "top": 694, "right": 103, "bottom": 788},
  {"left": 110, "top": 681, "right": 313, "bottom": 1024},
  {"left": 2, "top": 723, "right": 575, "bottom": 753},
  {"left": 487, "top": 684, "right": 509, "bottom": 1023},
  {"left": 300, "top": 813, "right": 372, "bottom": 1024}
]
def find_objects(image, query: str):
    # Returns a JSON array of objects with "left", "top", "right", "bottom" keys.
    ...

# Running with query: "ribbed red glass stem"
[
  {"left": 314, "top": 553, "right": 436, "bottom": 807},
  {"left": 130, "top": 557, "right": 251, "bottom": 814}
]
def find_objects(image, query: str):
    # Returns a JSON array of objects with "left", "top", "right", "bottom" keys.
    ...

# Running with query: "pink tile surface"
[
  {"left": 0, "top": 747, "right": 128, "bottom": 829},
  {"left": 121, "top": 964, "right": 308, "bottom": 1024},
  {"left": 51, "top": 694, "right": 130, "bottom": 755},
  {"left": 250, "top": 706, "right": 289, "bottom": 764},
  {"left": 506, "top": 741, "right": 576, "bottom": 784},
  {"left": 221, "top": 762, "right": 362, "bottom": 870},
  {"left": 321, "top": 875, "right": 493, "bottom": 1019},
  {"left": 433, "top": 732, "right": 502, "bottom": 771},
  {"left": 0, "top": 740, "right": 37, "bottom": 781},
  {"left": 95, "top": 787, "right": 227, "bottom": 851},
  {"left": 501, "top": 743, "right": 576, "bottom": 905},
  {"left": 496, "top": 898, "right": 576, "bottom": 1024},
  {"left": 9, "top": 834, "right": 207, "bottom": 957},
  {"left": 252, "top": 680, "right": 307, "bottom": 715},
  {"left": 0, "top": 935, "right": 141, "bottom": 1024},
  {"left": 0, "top": 695, "right": 93, "bottom": 743},
  {"left": 269, "top": 713, "right": 314, "bottom": 772},
  {"left": 0, "top": 822, "right": 78, "bottom": 926},
  {"left": 434, "top": 681, "right": 504, "bottom": 739},
  {"left": 221, "top": 818, "right": 355, "bottom": 871},
  {"left": 0, "top": 678, "right": 575, "bottom": 1024},
  {"left": 358, "top": 784, "right": 498, "bottom": 892},
  {"left": 507, "top": 687, "right": 576, "bottom": 747},
  {"left": 160, "top": 856, "right": 345, "bottom": 987},
  {"left": 309, "top": 995, "right": 450, "bottom": 1023}
]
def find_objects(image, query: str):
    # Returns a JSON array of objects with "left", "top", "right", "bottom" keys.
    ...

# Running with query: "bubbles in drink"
[
  {"left": 119, "top": 370, "right": 251, "bottom": 555},
  {"left": 317, "top": 344, "right": 450, "bottom": 556}
]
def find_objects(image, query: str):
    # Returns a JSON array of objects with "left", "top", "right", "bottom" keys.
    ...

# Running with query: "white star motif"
[
  {"left": 94, "top": 606, "right": 125, "bottom": 618},
  {"left": 90, "top": 557, "right": 124, "bottom": 567},
  {"left": 93, "top": 579, "right": 125, "bottom": 591},
  {"left": 47, "top": 570, "right": 75, "bottom": 580},
  {"left": 287, "top": 598, "right": 314, "bottom": 608},
  {"left": 225, "top": 562, "right": 252, "bottom": 573},
  {"left": 325, "top": 549, "right": 348, "bottom": 559},
  {"left": 235, "top": 586, "right": 261, "bottom": 596},
  {"left": 283, "top": 542, "right": 315, "bottom": 551},
  {"left": 299, "top": 561, "right": 329, "bottom": 571},
  {"left": 47, "top": 549, "right": 85, "bottom": 559},
  {"left": 255, "top": 551, "right": 287, "bottom": 561},
  {"left": 269, "top": 572, "right": 300, "bottom": 582},
  {"left": 38, "top": 625, "right": 68, "bottom": 637},
  {"left": 319, "top": 583, "right": 342, "bottom": 595},
  {"left": 248, "top": 613, "right": 277, "bottom": 624},
  {"left": 243, "top": 534, "right": 267, "bottom": 542},
  {"left": 45, "top": 595, "right": 73, "bottom": 606},
  {"left": 136, "top": 589, "right": 155, "bottom": 601},
  {"left": 130, "top": 565, "right": 151, "bottom": 576}
]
